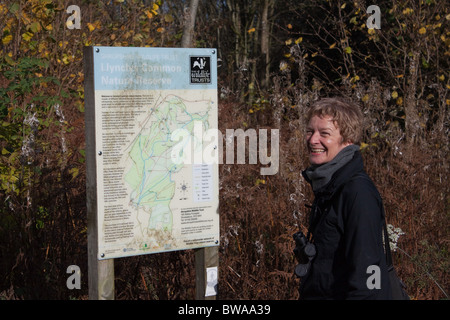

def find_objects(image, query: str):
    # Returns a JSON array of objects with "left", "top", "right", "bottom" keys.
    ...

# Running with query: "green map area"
[{"left": 124, "top": 94, "right": 211, "bottom": 249}]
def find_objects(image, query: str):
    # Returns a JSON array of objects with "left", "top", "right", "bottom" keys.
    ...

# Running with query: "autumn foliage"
[{"left": 0, "top": 0, "right": 448, "bottom": 299}]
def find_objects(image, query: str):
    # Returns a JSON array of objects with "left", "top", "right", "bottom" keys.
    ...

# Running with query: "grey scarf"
[{"left": 304, "top": 144, "right": 360, "bottom": 192}]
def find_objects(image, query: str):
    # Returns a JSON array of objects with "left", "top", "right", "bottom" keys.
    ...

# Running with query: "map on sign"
[
  {"left": 92, "top": 47, "right": 219, "bottom": 259},
  {"left": 123, "top": 94, "right": 215, "bottom": 251}
]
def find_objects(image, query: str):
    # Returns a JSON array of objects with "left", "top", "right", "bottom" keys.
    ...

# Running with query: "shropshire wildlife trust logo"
[{"left": 190, "top": 56, "right": 212, "bottom": 84}]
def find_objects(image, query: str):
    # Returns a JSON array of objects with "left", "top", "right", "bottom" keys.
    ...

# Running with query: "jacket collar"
[{"left": 302, "top": 151, "right": 365, "bottom": 201}]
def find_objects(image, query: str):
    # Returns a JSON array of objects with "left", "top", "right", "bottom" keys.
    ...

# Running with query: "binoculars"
[{"left": 293, "top": 231, "right": 316, "bottom": 278}]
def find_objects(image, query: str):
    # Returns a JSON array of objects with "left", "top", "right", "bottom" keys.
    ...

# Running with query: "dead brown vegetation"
[{"left": 0, "top": 0, "right": 448, "bottom": 300}]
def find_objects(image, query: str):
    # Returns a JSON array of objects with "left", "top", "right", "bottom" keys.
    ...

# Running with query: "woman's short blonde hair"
[{"left": 306, "top": 97, "right": 364, "bottom": 145}]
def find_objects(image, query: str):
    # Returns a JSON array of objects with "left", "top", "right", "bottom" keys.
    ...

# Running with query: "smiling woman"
[
  {"left": 296, "top": 97, "right": 392, "bottom": 300},
  {"left": 305, "top": 97, "right": 364, "bottom": 146},
  {"left": 304, "top": 97, "right": 363, "bottom": 166},
  {"left": 306, "top": 115, "right": 350, "bottom": 165}
]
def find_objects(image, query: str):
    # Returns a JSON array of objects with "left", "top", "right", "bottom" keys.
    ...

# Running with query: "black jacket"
[{"left": 300, "top": 151, "right": 392, "bottom": 300}]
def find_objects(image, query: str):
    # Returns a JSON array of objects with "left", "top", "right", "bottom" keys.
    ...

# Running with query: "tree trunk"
[
  {"left": 181, "top": 0, "right": 200, "bottom": 48},
  {"left": 404, "top": 51, "right": 421, "bottom": 144},
  {"left": 260, "top": 0, "right": 271, "bottom": 89}
]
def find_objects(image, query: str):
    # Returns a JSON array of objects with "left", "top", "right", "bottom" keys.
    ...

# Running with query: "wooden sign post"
[
  {"left": 83, "top": 46, "right": 219, "bottom": 300},
  {"left": 84, "top": 47, "right": 115, "bottom": 300},
  {"left": 195, "top": 247, "right": 219, "bottom": 300}
]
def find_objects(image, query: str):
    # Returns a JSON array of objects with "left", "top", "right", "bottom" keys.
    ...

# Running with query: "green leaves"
[
  {"left": 9, "top": 2, "right": 19, "bottom": 15},
  {"left": 0, "top": 55, "right": 66, "bottom": 198}
]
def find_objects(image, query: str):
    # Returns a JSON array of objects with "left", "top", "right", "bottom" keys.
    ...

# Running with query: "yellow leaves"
[
  {"left": 87, "top": 21, "right": 101, "bottom": 32},
  {"left": 402, "top": 8, "right": 414, "bottom": 15},
  {"left": 4, "top": 53, "right": 15, "bottom": 66},
  {"left": 61, "top": 54, "right": 70, "bottom": 65},
  {"left": 87, "top": 23, "right": 96, "bottom": 32},
  {"left": 432, "top": 22, "right": 442, "bottom": 29},
  {"left": 350, "top": 75, "right": 360, "bottom": 83},
  {"left": 20, "top": 11, "right": 33, "bottom": 26},
  {"left": 145, "top": 3, "right": 159, "bottom": 18},
  {"left": 362, "top": 94, "right": 369, "bottom": 103},
  {"left": 360, "top": 142, "right": 369, "bottom": 150},
  {"left": 287, "top": 23, "right": 292, "bottom": 29},
  {"left": 441, "top": 34, "right": 450, "bottom": 47},
  {"left": 69, "top": 167, "right": 79, "bottom": 180},
  {"left": 329, "top": 42, "right": 336, "bottom": 49},
  {"left": 285, "top": 37, "right": 303, "bottom": 46},
  {"left": 157, "top": 27, "right": 164, "bottom": 33},
  {"left": 446, "top": 99, "right": 450, "bottom": 106},
  {"left": 255, "top": 178, "right": 266, "bottom": 186},
  {"left": 2, "top": 34, "right": 13, "bottom": 46},
  {"left": 419, "top": 27, "right": 427, "bottom": 35},
  {"left": 0, "top": 3, "right": 7, "bottom": 15},
  {"left": 247, "top": 27, "right": 256, "bottom": 33},
  {"left": 133, "top": 33, "right": 144, "bottom": 43},
  {"left": 22, "top": 32, "right": 33, "bottom": 42},
  {"left": 360, "top": 142, "right": 377, "bottom": 151},
  {"left": 152, "top": 3, "right": 159, "bottom": 13},
  {"left": 425, "top": 93, "right": 435, "bottom": 101},
  {"left": 164, "top": 14, "right": 174, "bottom": 23},
  {"left": 344, "top": 46, "right": 352, "bottom": 54},
  {"left": 295, "top": 37, "right": 303, "bottom": 44},
  {"left": 391, "top": 91, "right": 403, "bottom": 106},
  {"left": 438, "top": 74, "right": 445, "bottom": 81},
  {"left": 144, "top": 10, "right": 154, "bottom": 19},
  {"left": 367, "top": 27, "right": 379, "bottom": 42}
]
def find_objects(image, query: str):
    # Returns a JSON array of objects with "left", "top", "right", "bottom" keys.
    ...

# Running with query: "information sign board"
[{"left": 88, "top": 47, "right": 219, "bottom": 260}]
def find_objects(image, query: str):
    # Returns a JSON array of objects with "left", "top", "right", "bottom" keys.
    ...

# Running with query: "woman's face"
[{"left": 306, "top": 115, "right": 351, "bottom": 165}]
